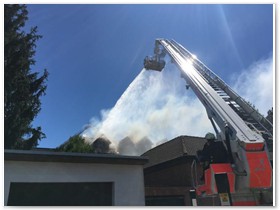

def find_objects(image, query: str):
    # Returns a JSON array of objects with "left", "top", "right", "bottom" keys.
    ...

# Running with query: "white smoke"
[
  {"left": 82, "top": 55, "right": 273, "bottom": 155},
  {"left": 231, "top": 55, "right": 273, "bottom": 116},
  {"left": 82, "top": 61, "right": 214, "bottom": 153}
]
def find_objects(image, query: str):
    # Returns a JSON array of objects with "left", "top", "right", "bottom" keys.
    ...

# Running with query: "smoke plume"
[
  {"left": 82, "top": 61, "right": 213, "bottom": 155},
  {"left": 231, "top": 55, "right": 273, "bottom": 116},
  {"left": 82, "top": 55, "right": 273, "bottom": 155}
]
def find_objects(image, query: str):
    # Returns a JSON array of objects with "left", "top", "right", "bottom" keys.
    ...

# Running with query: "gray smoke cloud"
[{"left": 82, "top": 61, "right": 213, "bottom": 155}]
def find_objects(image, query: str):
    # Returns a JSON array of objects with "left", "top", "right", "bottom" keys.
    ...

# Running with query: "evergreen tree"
[{"left": 4, "top": 4, "right": 49, "bottom": 149}]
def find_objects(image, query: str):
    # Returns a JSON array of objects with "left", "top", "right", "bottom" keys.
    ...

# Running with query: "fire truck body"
[{"left": 144, "top": 39, "right": 273, "bottom": 206}]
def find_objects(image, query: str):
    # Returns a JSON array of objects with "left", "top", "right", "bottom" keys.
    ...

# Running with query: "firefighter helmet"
[{"left": 205, "top": 132, "right": 215, "bottom": 141}]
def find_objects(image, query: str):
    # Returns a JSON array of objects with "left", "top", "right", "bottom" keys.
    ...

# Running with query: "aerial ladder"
[{"left": 144, "top": 39, "right": 273, "bottom": 206}]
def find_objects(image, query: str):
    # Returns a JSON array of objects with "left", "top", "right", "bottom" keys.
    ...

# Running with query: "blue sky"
[{"left": 23, "top": 4, "right": 273, "bottom": 148}]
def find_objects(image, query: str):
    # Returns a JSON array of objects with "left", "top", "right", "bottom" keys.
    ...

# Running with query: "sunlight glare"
[{"left": 191, "top": 54, "right": 197, "bottom": 60}]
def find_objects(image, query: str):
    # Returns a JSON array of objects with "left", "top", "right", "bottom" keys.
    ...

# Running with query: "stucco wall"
[{"left": 5, "top": 160, "right": 146, "bottom": 206}]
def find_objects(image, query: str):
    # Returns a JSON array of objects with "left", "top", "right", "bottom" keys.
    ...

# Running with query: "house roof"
[
  {"left": 4, "top": 149, "right": 148, "bottom": 165},
  {"left": 141, "top": 135, "right": 206, "bottom": 168}
]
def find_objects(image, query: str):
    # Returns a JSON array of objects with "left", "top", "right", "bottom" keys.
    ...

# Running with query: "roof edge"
[
  {"left": 4, "top": 149, "right": 149, "bottom": 165},
  {"left": 141, "top": 135, "right": 204, "bottom": 156}
]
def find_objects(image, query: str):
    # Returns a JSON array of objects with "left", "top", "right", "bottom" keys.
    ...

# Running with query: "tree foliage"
[
  {"left": 56, "top": 135, "right": 94, "bottom": 153},
  {"left": 4, "top": 4, "right": 49, "bottom": 149}
]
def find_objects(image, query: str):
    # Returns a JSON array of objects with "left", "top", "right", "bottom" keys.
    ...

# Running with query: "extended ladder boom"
[
  {"left": 145, "top": 38, "right": 272, "bottom": 192},
  {"left": 169, "top": 40, "right": 273, "bottom": 152},
  {"left": 159, "top": 39, "right": 264, "bottom": 148}
]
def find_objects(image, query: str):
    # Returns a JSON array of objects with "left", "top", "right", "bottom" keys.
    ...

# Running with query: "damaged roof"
[{"left": 141, "top": 135, "right": 206, "bottom": 168}]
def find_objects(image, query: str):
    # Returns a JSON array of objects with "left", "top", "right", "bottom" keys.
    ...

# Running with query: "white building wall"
[{"left": 4, "top": 160, "right": 146, "bottom": 206}]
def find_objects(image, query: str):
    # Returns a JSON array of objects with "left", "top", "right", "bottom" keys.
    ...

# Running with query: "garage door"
[{"left": 7, "top": 182, "right": 113, "bottom": 206}]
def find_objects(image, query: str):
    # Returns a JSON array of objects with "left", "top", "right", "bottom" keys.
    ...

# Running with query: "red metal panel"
[
  {"left": 197, "top": 164, "right": 236, "bottom": 195},
  {"left": 246, "top": 151, "right": 272, "bottom": 188},
  {"left": 244, "top": 143, "right": 264, "bottom": 151},
  {"left": 196, "top": 168, "right": 212, "bottom": 195},
  {"left": 211, "top": 163, "right": 233, "bottom": 173},
  {"left": 204, "top": 168, "right": 212, "bottom": 194},
  {"left": 211, "top": 164, "right": 235, "bottom": 193}
]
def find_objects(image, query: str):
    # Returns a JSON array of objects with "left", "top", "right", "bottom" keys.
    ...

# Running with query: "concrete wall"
[{"left": 5, "top": 160, "right": 146, "bottom": 206}]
